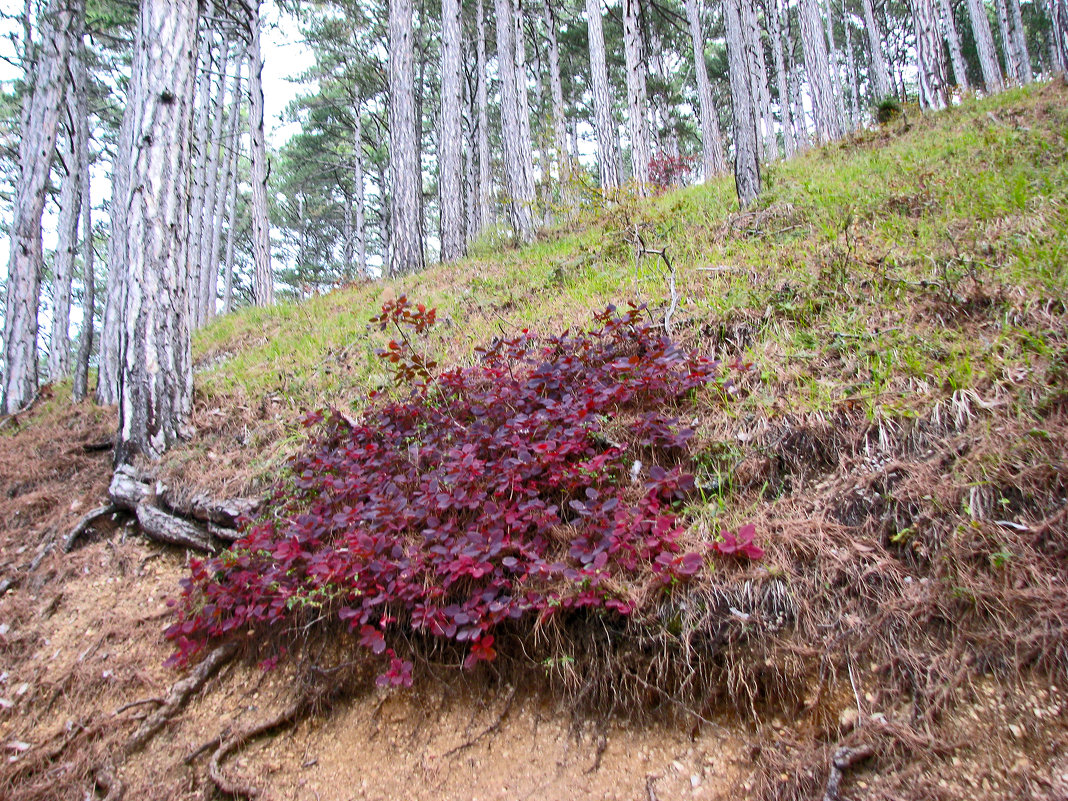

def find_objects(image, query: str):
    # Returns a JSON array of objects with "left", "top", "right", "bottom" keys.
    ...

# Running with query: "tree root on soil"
[
  {"left": 125, "top": 642, "right": 238, "bottom": 755},
  {"left": 822, "top": 743, "right": 875, "bottom": 801},
  {"left": 207, "top": 694, "right": 312, "bottom": 800}
]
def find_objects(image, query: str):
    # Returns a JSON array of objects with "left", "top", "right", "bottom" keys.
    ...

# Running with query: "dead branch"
[
  {"left": 822, "top": 743, "right": 875, "bottom": 801},
  {"left": 125, "top": 642, "right": 238, "bottom": 755},
  {"left": 62, "top": 504, "right": 119, "bottom": 552},
  {"left": 208, "top": 694, "right": 310, "bottom": 799}
]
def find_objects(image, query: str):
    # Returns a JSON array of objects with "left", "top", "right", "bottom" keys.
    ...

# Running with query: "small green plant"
[{"left": 874, "top": 96, "right": 902, "bottom": 125}]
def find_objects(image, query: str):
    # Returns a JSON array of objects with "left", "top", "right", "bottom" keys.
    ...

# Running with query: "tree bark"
[
  {"left": 221, "top": 53, "right": 244, "bottom": 314},
  {"left": 114, "top": 0, "right": 200, "bottom": 464},
  {"left": 686, "top": 0, "right": 726, "bottom": 178},
  {"left": 967, "top": 0, "right": 1005, "bottom": 91},
  {"left": 543, "top": 1, "right": 570, "bottom": 183},
  {"left": 1053, "top": 0, "right": 1068, "bottom": 74},
  {"left": 513, "top": 1, "right": 537, "bottom": 222},
  {"left": 622, "top": 0, "right": 651, "bottom": 188},
  {"left": 186, "top": 34, "right": 212, "bottom": 324},
  {"left": 389, "top": 0, "right": 425, "bottom": 273},
  {"left": 198, "top": 37, "right": 231, "bottom": 326},
  {"left": 2, "top": 0, "right": 77, "bottom": 413},
  {"left": 353, "top": 107, "right": 368, "bottom": 276},
  {"left": 799, "top": 0, "right": 840, "bottom": 143},
  {"left": 1007, "top": 0, "right": 1032, "bottom": 82},
  {"left": 993, "top": 0, "right": 1020, "bottom": 83},
  {"left": 938, "top": 0, "right": 971, "bottom": 90},
  {"left": 769, "top": 0, "right": 796, "bottom": 159},
  {"left": 48, "top": 6, "right": 87, "bottom": 382},
  {"left": 820, "top": 0, "right": 849, "bottom": 133},
  {"left": 73, "top": 37, "right": 94, "bottom": 403},
  {"left": 911, "top": 0, "right": 948, "bottom": 109},
  {"left": 585, "top": 0, "right": 620, "bottom": 190},
  {"left": 248, "top": 7, "right": 273, "bottom": 303},
  {"left": 476, "top": 0, "right": 493, "bottom": 233},
  {"left": 725, "top": 0, "right": 762, "bottom": 207},
  {"left": 494, "top": 0, "right": 535, "bottom": 241},
  {"left": 860, "top": 0, "right": 893, "bottom": 99},
  {"left": 439, "top": 0, "right": 465, "bottom": 260}
]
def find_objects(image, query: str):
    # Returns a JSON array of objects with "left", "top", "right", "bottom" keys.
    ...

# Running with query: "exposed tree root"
[
  {"left": 822, "top": 743, "right": 875, "bottom": 801},
  {"left": 62, "top": 504, "right": 119, "bottom": 552},
  {"left": 441, "top": 685, "right": 516, "bottom": 758},
  {"left": 94, "top": 762, "right": 124, "bottom": 801},
  {"left": 208, "top": 694, "right": 311, "bottom": 799},
  {"left": 125, "top": 642, "right": 238, "bottom": 755}
]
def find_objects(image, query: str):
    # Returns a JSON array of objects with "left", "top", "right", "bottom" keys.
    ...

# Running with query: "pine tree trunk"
[
  {"left": 725, "top": 0, "right": 762, "bottom": 207},
  {"left": 353, "top": 108, "right": 368, "bottom": 276},
  {"left": 439, "top": 0, "right": 465, "bottom": 260},
  {"left": 542, "top": 2, "right": 570, "bottom": 183},
  {"left": 860, "top": 0, "right": 893, "bottom": 99},
  {"left": 48, "top": 8, "right": 86, "bottom": 382},
  {"left": 186, "top": 35, "right": 212, "bottom": 324},
  {"left": 2, "top": 0, "right": 77, "bottom": 414},
  {"left": 770, "top": 0, "right": 796, "bottom": 159},
  {"left": 249, "top": 5, "right": 273, "bottom": 302},
  {"left": 938, "top": 0, "right": 971, "bottom": 90},
  {"left": 821, "top": 0, "right": 849, "bottom": 133},
  {"left": 585, "top": 0, "right": 620, "bottom": 189},
  {"left": 911, "top": 0, "right": 948, "bottom": 109},
  {"left": 476, "top": 0, "right": 492, "bottom": 232},
  {"left": 513, "top": 2, "right": 537, "bottom": 221},
  {"left": 73, "top": 35, "right": 94, "bottom": 403},
  {"left": 841, "top": 0, "right": 861, "bottom": 123},
  {"left": 967, "top": 0, "right": 1004, "bottom": 90},
  {"left": 799, "top": 0, "right": 841, "bottom": 143},
  {"left": 199, "top": 37, "right": 230, "bottom": 325},
  {"left": 994, "top": 0, "right": 1021, "bottom": 82},
  {"left": 622, "top": 0, "right": 651, "bottom": 189},
  {"left": 494, "top": 0, "right": 535, "bottom": 241},
  {"left": 685, "top": 0, "right": 726, "bottom": 179},
  {"left": 1007, "top": 0, "right": 1032, "bottom": 82},
  {"left": 1053, "top": 0, "right": 1068, "bottom": 73},
  {"left": 389, "top": 0, "right": 425, "bottom": 273},
  {"left": 114, "top": 0, "right": 200, "bottom": 464},
  {"left": 743, "top": 0, "right": 777, "bottom": 158},
  {"left": 221, "top": 56, "right": 244, "bottom": 314}
]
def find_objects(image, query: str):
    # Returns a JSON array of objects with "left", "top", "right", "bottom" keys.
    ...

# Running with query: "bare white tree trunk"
[
  {"left": 911, "top": 0, "right": 948, "bottom": 109},
  {"left": 494, "top": 0, "right": 535, "bottom": 241},
  {"left": 743, "top": 0, "right": 777, "bottom": 158},
  {"left": 686, "top": 0, "right": 726, "bottom": 178},
  {"left": 249, "top": 5, "right": 273, "bottom": 302},
  {"left": 860, "top": 0, "right": 893, "bottom": 99},
  {"left": 114, "top": 0, "right": 200, "bottom": 464},
  {"left": 938, "top": 0, "right": 971, "bottom": 90},
  {"left": 622, "top": 0, "right": 651, "bottom": 189},
  {"left": 2, "top": 0, "right": 77, "bottom": 413},
  {"left": 799, "top": 0, "right": 841, "bottom": 143},
  {"left": 48, "top": 7, "right": 87, "bottom": 382},
  {"left": 1053, "top": 0, "right": 1068, "bottom": 73},
  {"left": 967, "top": 0, "right": 1005, "bottom": 90},
  {"left": 389, "top": 0, "right": 425, "bottom": 273},
  {"left": 821, "top": 0, "right": 849, "bottom": 133},
  {"left": 725, "top": 0, "right": 762, "bottom": 207},
  {"left": 585, "top": 0, "right": 620, "bottom": 189},
  {"left": 476, "top": 0, "right": 493, "bottom": 233},
  {"left": 221, "top": 55, "right": 244, "bottom": 313},
  {"left": 439, "top": 0, "right": 465, "bottom": 260}
]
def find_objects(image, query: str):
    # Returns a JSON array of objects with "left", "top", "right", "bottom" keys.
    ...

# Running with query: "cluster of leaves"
[
  {"left": 166, "top": 302, "right": 757, "bottom": 686},
  {"left": 648, "top": 154, "right": 696, "bottom": 191}
]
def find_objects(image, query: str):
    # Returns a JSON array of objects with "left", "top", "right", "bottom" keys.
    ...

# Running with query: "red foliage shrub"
[
  {"left": 166, "top": 302, "right": 753, "bottom": 686},
  {"left": 648, "top": 153, "right": 696, "bottom": 190}
]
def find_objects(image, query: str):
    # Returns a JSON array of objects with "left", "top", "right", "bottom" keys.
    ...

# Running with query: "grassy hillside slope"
[{"left": 1, "top": 82, "right": 1066, "bottom": 801}]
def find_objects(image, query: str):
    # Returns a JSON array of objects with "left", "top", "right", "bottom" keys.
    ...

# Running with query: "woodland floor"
[{"left": 2, "top": 83, "right": 1068, "bottom": 801}]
